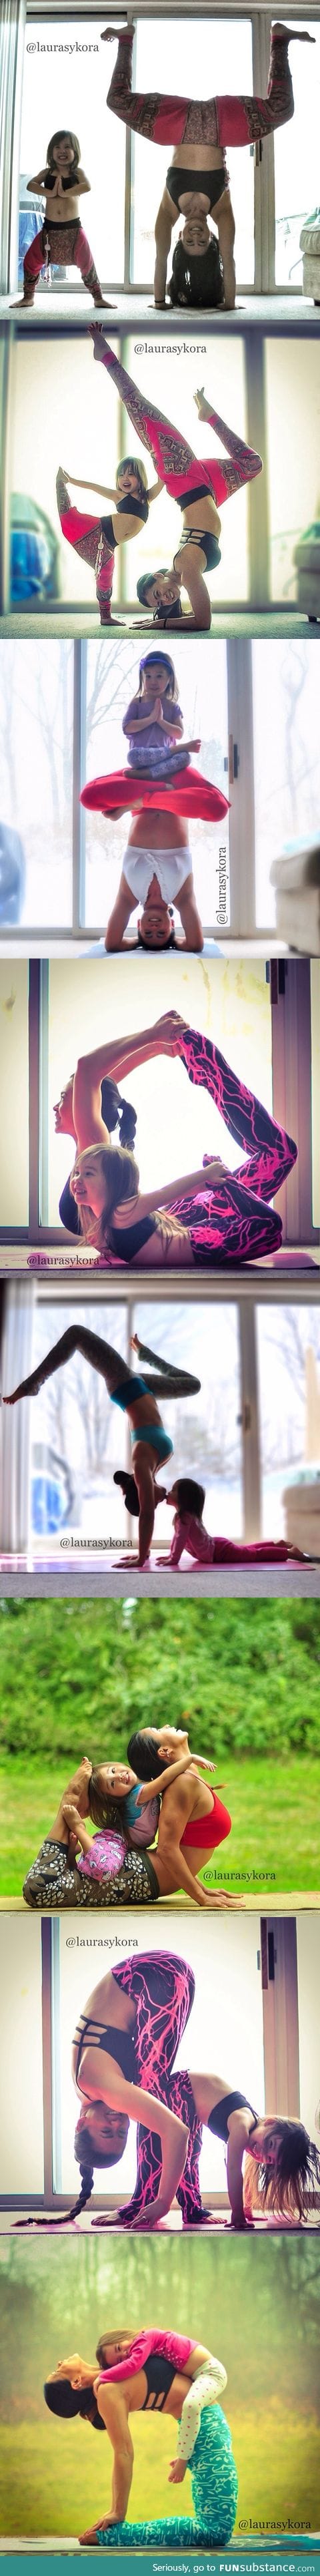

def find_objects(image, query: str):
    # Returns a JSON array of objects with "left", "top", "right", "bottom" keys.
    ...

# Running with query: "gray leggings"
[{"left": 23, "top": 1838, "right": 159, "bottom": 1909}]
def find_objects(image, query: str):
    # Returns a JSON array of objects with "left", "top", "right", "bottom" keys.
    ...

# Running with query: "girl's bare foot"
[{"left": 11, "top": 295, "right": 35, "bottom": 310}]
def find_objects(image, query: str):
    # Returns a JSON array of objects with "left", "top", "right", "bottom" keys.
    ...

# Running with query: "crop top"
[
  {"left": 177, "top": 482, "right": 211, "bottom": 510},
  {"left": 108, "top": 494, "right": 149, "bottom": 524},
  {"left": 107, "top": 1214, "right": 157, "bottom": 1261}
]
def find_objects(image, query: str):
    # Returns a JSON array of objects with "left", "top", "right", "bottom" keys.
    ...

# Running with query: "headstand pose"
[
  {"left": 13, "top": 130, "right": 111, "bottom": 310},
  {"left": 3, "top": 1325, "right": 200, "bottom": 1570},
  {"left": 155, "top": 1476, "right": 312, "bottom": 1570},
  {"left": 101, "top": 21, "right": 314, "bottom": 309},
  {"left": 91, "top": 325, "right": 263, "bottom": 631},
  {"left": 23, "top": 1729, "right": 235, "bottom": 1910},
  {"left": 25, "top": 1008, "right": 297, "bottom": 1272},
  {"left": 81, "top": 644, "right": 229, "bottom": 949},
  {"left": 44, "top": 2332, "right": 237, "bottom": 2547},
  {"left": 56, "top": 445, "right": 162, "bottom": 626}
]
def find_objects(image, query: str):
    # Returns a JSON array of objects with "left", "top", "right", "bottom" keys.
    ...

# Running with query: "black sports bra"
[
  {"left": 207, "top": 2089, "right": 259, "bottom": 2143},
  {"left": 108, "top": 1214, "right": 157, "bottom": 1260},
  {"left": 74, "top": 2014, "right": 135, "bottom": 2089},
  {"left": 111, "top": 495, "right": 149, "bottom": 523},
  {"left": 142, "top": 2355, "right": 177, "bottom": 2410},
  {"left": 178, "top": 482, "right": 211, "bottom": 509}
]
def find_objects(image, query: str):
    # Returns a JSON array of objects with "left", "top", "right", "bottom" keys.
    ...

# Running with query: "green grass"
[
  {"left": 1, "top": 1755, "right": 319, "bottom": 1900},
  {"left": 0, "top": 2410, "right": 317, "bottom": 2539}
]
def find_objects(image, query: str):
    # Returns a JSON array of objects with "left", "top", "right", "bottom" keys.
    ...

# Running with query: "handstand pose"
[
  {"left": 155, "top": 1476, "right": 312, "bottom": 1569},
  {"left": 101, "top": 22, "right": 314, "bottom": 308},
  {"left": 3, "top": 1326, "right": 200, "bottom": 1570},
  {"left": 91, "top": 326, "right": 263, "bottom": 630},
  {"left": 13, "top": 129, "right": 111, "bottom": 310},
  {"left": 56, "top": 446, "right": 162, "bottom": 626},
  {"left": 27, "top": 1008, "right": 297, "bottom": 1272},
  {"left": 44, "top": 2332, "right": 237, "bottom": 2547}
]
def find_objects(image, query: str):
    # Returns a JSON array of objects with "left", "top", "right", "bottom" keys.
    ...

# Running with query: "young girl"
[
  {"left": 63, "top": 1741, "right": 217, "bottom": 1884},
  {"left": 15, "top": 130, "right": 110, "bottom": 309},
  {"left": 158, "top": 1477, "right": 312, "bottom": 1568},
  {"left": 56, "top": 453, "right": 162, "bottom": 626},
  {"left": 123, "top": 652, "right": 192, "bottom": 780}
]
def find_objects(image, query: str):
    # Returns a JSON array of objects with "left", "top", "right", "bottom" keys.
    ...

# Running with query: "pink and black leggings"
[
  {"left": 92, "top": 1952, "right": 204, "bottom": 2227},
  {"left": 107, "top": 24, "right": 295, "bottom": 150},
  {"left": 170, "top": 1024, "right": 297, "bottom": 1265},
  {"left": 23, "top": 220, "right": 102, "bottom": 302},
  {"left": 56, "top": 468, "right": 114, "bottom": 622},
  {"left": 93, "top": 339, "right": 262, "bottom": 511}
]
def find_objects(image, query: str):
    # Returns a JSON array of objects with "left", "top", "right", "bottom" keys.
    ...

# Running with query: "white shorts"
[{"left": 123, "top": 845, "right": 190, "bottom": 903}]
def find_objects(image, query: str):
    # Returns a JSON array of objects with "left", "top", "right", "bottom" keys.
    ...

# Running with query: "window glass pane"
[
  {"left": 46, "top": 957, "right": 272, "bottom": 1228},
  {"left": 119, "top": 335, "right": 249, "bottom": 606},
  {"left": 0, "top": 643, "right": 73, "bottom": 929},
  {"left": 265, "top": 339, "right": 320, "bottom": 603},
  {"left": 0, "top": 961, "right": 29, "bottom": 1225},
  {"left": 56, "top": 1912, "right": 265, "bottom": 2197},
  {"left": 311, "top": 962, "right": 320, "bottom": 1231},
  {"left": 133, "top": 18, "right": 255, "bottom": 287},
  {"left": 296, "top": 1920, "right": 320, "bottom": 2153},
  {"left": 257, "top": 1303, "right": 320, "bottom": 1538},
  {"left": 30, "top": 1300, "right": 128, "bottom": 1536},
  {"left": 9, "top": 336, "right": 122, "bottom": 608},
  {"left": 136, "top": 1299, "right": 242, "bottom": 1540},
  {"left": 20, "top": 17, "right": 125, "bottom": 287},
  {"left": 274, "top": 21, "right": 320, "bottom": 288},
  {"left": 84, "top": 638, "right": 229, "bottom": 931},
  {"left": 0, "top": 1916, "right": 43, "bottom": 2193},
  {"left": 252, "top": 641, "right": 320, "bottom": 929}
]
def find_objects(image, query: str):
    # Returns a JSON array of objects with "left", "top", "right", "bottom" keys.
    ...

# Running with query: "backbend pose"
[
  {"left": 22, "top": 1729, "right": 235, "bottom": 1910},
  {"left": 102, "top": 22, "right": 314, "bottom": 309},
  {"left": 44, "top": 2333, "right": 237, "bottom": 2547},
  {"left": 56, "top": 443, "right": 162, "bottom": 626},
  {"left": 13, "top": 130, "right": 111, "bottom": 310},
  {"left": 156, "top": 1476, "right": 311, "bottom": 1570},
  {"left": 91, "top": 326, "right": 263, "bottom": 632},
  {"left": 3, "top": 1325, "right": 200, "bottom": 1570},
  {"left": 22, "top": 1007, "right": 297, "bottom": 1273}
]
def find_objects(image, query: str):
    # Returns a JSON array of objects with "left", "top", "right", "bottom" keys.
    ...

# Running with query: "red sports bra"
[{"left": 181, "top": 1793, "right": 231, "bottom": 1851}]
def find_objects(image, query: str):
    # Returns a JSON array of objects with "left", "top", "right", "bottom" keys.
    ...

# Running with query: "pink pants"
[
  {"left": 23, "top": 220, "right": 101, "bottom": 298},
  {"left": 107, "top": 25, "right": 295, "bottom": 150}
]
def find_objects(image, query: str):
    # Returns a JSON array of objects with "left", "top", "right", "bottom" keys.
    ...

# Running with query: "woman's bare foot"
[
  {"left": 271, "top": 19, "right": 315, "bottom": 37},
  {"left": 100, "top": 21, "right": 134, "bottom": 38},
  {"left": 93, "top": 293, "right": 115, "bottom": 309},
  {"left": 3, "top": 1371, "right": 42, "bottom": 1404}
]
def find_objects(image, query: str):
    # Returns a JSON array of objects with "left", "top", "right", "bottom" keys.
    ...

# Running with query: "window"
[
  {"left": 265, "top": 338, "right": 320, "bottom": 605},
  {"left": 20, "top": 16, "right": 126, "bottom": 288},
  {"left": 274, "top": 21, "right": 320, "bottom": 290},
  {"left": 29, "top": 1299, "right": 129, "bottom": 1538},
  {"left": 132, "top": 17, "right": 255, "bottom": 289},
  {"left": 9, "top": 334, "right": 122, "bottom": 608},
  {"left": 252, "top": 642, "right": 320, "bottom": 930},
  {"left": 0, "top": 1916, "right": 43, "bottom": 2195},
  {"left": 256, "top": 1303, "right": 320, "bottom": 1538},
  {"left": 83, "top": 637, "right": 230, "bottom": 931},
  {"left": 0, "top": 960, "right": 29, "bottom": 1226},
  {"left": 0, "top": 642, "right": 73, "bottom": 927},
  {"left": 55, "top": 1912, "right": 265, "bottom": 2199}
]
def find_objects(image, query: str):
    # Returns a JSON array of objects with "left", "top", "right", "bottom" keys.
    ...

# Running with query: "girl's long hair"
[
  {"left": 45, "top": 130, "right": 81, "bottom": 183},
  {"left": 71, "top": 1142, "right": 139, "bottom": 1253},
  {"left": 137, "top": 652, "right": 179, "bottom": 703},
  {"left": 116, "top": 456, "right": 149, "bottom": 503},
  {"left": 243, "top": 2121, "right": 320, "bottom": 2225}
]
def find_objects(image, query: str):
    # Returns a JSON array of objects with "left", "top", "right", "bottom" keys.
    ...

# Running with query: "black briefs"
[
  {"left": 166, "top": 164, "right": 227, "bottom": 212},
  {"left": 174, "top": 529, "right": 221, "bottom": 573}
]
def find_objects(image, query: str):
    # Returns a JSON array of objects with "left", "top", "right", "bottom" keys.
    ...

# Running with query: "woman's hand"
[
  {"left": 61, "top": 1799, "right": 83, "bottom": 1837},
  {"left": 151, "top": 1010, "right": 186, "bottom": 1053},
  {"left": 79, "top": 2518, "right": 117, "bottom": 2545},
  {"left": 129, "top": 2197, "right": 169, "bottom": 2230}
]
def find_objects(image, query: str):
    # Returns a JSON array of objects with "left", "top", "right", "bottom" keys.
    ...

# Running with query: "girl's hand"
[
  {"left": 169, "top": 2461, "right": 186, "bottom": 2485},
  {"left": 153, "top": 695, "right": 163, "bottom": 721},
  {"left": 152, "top": 1010, "right": 186, "bottom": 1052},
  {"left": 194, "top": 385, "right": 211, "bottom": 421}
]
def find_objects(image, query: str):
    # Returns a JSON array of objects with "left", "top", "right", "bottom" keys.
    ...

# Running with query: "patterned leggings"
[
  {"left": 107, "top": 24, "right": 294, "bottom": 148},
  {"left": 167, "top": 1023, "right": 296, "bottom": 1265},
  {"left": 23, "top": 1838, "right": 159, "bottom": 1907},
  {"left": 23, "top": 221, "right": 101, "bottom": 301},
  {"left": 95, "top": 339, "right": 261, "bottom": 509},
  {"left": 56, "top": 471, "right": 114, "bottom": 622},
  {"left": 97, "top": 2404, "right": 238, "bottom": 2547},
  {"left": 103, "top": 1956, "right": 204, "bottom": 2227}
]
